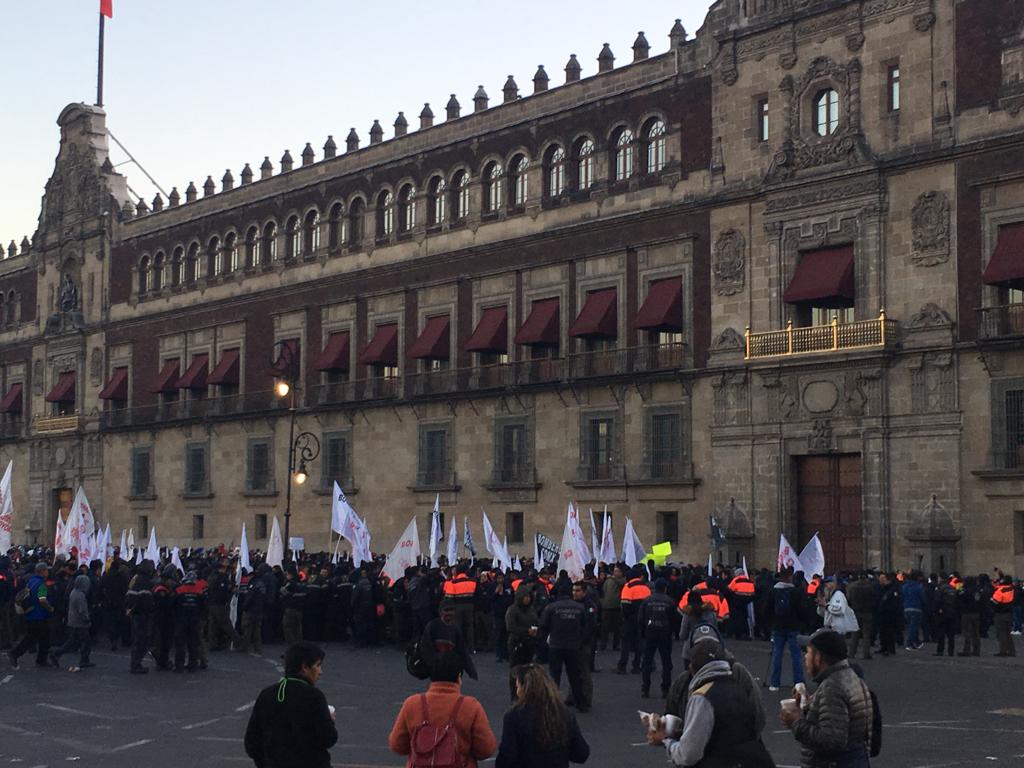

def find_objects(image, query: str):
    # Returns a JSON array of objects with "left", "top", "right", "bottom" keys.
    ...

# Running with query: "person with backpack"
[
  {"left": 677, "top": 588, "right": 718, "bottom": 666},
  {"left": 8, "top": 562, "right": 54, "bottom": 668},
  {"left": 639, "top": 578, "right": 675, "bottom": 699},
  {"left": 932, "top": 578, "right": 959, "bottom": 657},
  {"left": 244, "top": 641, "right": 338, "bottom": 768},
  {"left": 767, "top": 567, "right": 804, "bottom": 692},
  {"left": 389, "top": 650, "right": 497, "bottom": 768},
  {"left": 495, "top": 663, "right": 590, "bottom": 768},
  {"left": 49, "top": 574, "right": 93, "bottom": 672}
]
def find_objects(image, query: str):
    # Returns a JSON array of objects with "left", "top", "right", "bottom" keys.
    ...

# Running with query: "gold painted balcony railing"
[
  {"left": 744, "top": 311, "right": 897, "bottom": 360},
  {"left": 35, "top": 413, "right": 81, "bottom": 433}
]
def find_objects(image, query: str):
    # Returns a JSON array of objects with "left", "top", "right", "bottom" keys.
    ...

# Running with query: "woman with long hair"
[{"left": 495, "top": 663, "right": 590, "bottom": 768}]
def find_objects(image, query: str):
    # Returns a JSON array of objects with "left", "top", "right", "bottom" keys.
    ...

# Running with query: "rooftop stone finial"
[
  {"left": 135, "top": 199, "right": 148, "bottom": 216},
  {"left": 565, "top": 54, "right": 581, "bottom": 83},
  {"left": 280, "top": 150, "right": 294, "bottom": 173},
  {"left": 533, "top": 65, "right": 549, "bottom": 94},
  {"left": 260, "top": 157, "right": 273, "bottom": 180},
  {"left": 669, "top": 19, "right": 687, "bottom": 49},
  {"left": 203, "top": 176, "right": 216, "bottom": 196},
  {"left": 168, "top": 187, "right": 180, "bottom": 207},
  {"left": 346, "top": 128, "right": 360, "bottom": 152},
  {"left": 301, "top": 143, "right": 315, "bottom": 166},
  {"left": 420, "top": 104, "right": 434, "bottom": 130},
  {"left": 121, "top": 198, "right": 134, "bottom": 220},
  {"left": 19, "top": 236, "right": 30, "bottom": 254},
  {"left": 323, "top": 135, "right": 337, "bottom": 159},
  {"left": 473, "top": 85, "right": 489, "bottom": 112},
  {"left": 598, "top": 43, "right": 615, "bottom": 73},
  {"left": 6, "top": 242, "right": 16, "bottom": 258},
  {"left": 222, "top": 169, "right": 234, "bottom": 192},
  {"left": 151, "top": 193, "right": 164, "bottom": 211},
  {"left": 633, "top": 32, "right": 650, "bottom": 62},
  {"left": 394, "top": 112, "right": 408, "bottom": 137},
  {"left": 446, "top": 94, "right": 461, "bottom": 120},
  {"left": 369, "top": 120, "right": 384, "bottom": 145},
  {"left": 240, "top": 163, "right": 254, "bottom": 185},
  {"left": 100, "top": 156, "right": 114, "bottom": 173},
  {"left": 185, "top": 181, "right": 198, "bottom": 202},
  {"left": 503, "top": 75, "right": 519, "bottom": 103}
]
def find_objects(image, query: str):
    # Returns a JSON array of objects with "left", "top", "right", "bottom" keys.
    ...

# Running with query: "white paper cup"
[
  {"left": 780, "top": 698, "right": 798, "bottom": 714},
  {"left": 328, "top": 704, "right": 336, "bottom": 717},
  {"left": 662, "top": 714, "right": 683, "bottom": 737}
]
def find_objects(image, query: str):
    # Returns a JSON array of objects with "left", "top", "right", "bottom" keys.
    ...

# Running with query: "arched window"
[
  {"left": 261, "top": 222, "right": 277, "bottom": 263},
  {"left": 138, "top": 255, "right": 151, "bottom": 294},
  {"left": 428, "top": 177, "right": 447, "bottom": 226},
  {"left": 186, "top": 243, "right": 200, "bottom": 282},
  {"left": 484, "top": 162, "right": 503, "bottom": 213},
  {"left": 152, "top": 251, "right": 165, "bottom": 291},
  {"left": 398, "top": 184, "right": 417, "bottom": 233},
  {"left": 207, "top": 236, "right": 221, "bottom": 276},
  {"left": 171, "top": 246, "right": 184, "bottom": 287},
  {"left": 545, "top": 145, "right": 566, "bottom": 198},
  {"left": 348, "top": 198, "right": 365, "bottom": 246},
  {"left": 509, "top": 155, "right": 529, "bottom": 208},
  {"left": 451, "top": 171, "right": 470, "bottom": 222},
  {"left": 814, "top": 89, "right": 839, "bottom": 136},
  {"left": 644, "top": 119, "right": 667, "bottom": 173},
  {"left": 284, "top": 216, "right": 300, "bottom": 260},
  {"left": 377, "top": 190, "right": 394, "bottom": 238},
  {"left": 302, "top": 209, "right": 320, "bottom": 255},
  {"left": 613, "top": 128, "right": 635, "bottom": 181},
  {"left": 245, "top": 226, "right": 260, "bottom": 267},
  {"left": 224, "top": 232, "right": 239, "bottom": 272},
  {"left": 327, "top": 203, "right": 344, "bottom": 250},
  {"left": 574, "top": 137, "right": 595, "bottom": 190},
  {"left": 5, "top": 292, "right": 14, "bottom": 325}
]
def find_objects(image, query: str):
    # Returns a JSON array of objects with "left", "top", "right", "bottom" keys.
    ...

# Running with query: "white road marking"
[
  {"left": 0, "top": 674, "right": 13, "bottom": 685},
  {"left": 109, "top": 739, "right": 153, "bottom": 753},
  {"left": 194, "top": 736, "right": 243, "bottom": 743},
  {"left": 234, "top": 701, "right": 253, "bottom": 712},
  {"left": 181, "top": 717, "right": 223, "bottom": 730},
  {"left": 36, "top": 704, "right": 129, "bottom": 720}
]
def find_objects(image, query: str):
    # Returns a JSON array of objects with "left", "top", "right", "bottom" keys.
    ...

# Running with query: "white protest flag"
[
  {"left": 481, "top": 510, "right": 510, "bottom": 569},
  {"left": 707, "top": 553, "right": 714, "bottom": 578},
  {"left": 741, "top": 555, "right": 750, "bottom": 578},
  {"left": 145, "top": 526, "right": 159, "bottom": 564},
  {"left": 566, "top": 502, "right": 592, "bottom": 564},
  {"left": 559, "top": 506, "right": 587, "bottom": 580},
  {"left": 513, "top": 556, "right": 522, "bottom": 572},
  {"left": 622, "top": 517, "right": 646, "bottom": 567},
  {"left": 102, "top": 524, "right": 113, "bottom": 560},
  {"left": 599, "top": 507, "right": 616, "bottom": 565},
  {"left": 239, "top": 523, "right": 252, "bottom": 575},
  {"left": 330, "top": 535, "right": 342, "bottom": 565},
  {"left": 588, "top": 508, "right": 599, "bottom": 565},
  {"left": 798, "top": 533, "right": 826, "bottom": 579},
  {"left": 265, "top": 516, "right": 284, "bottom": 569},
  {"left": 127, "top": 528, "right": 135, "bottom": 553},
  {"left": 429, "top": 495, "right": 443, "bottom": 564},
  {"left": 62, "top": 503, "right": 79, "bottom": 556},
  {"left": 171, "top": 546, "right": 185, "bottom": 575},
  {"left": 0, "top": 460, "right": 13, "bottom": 552},
  {"left": 383, "top": 517, "right": 421, "bottom": 584},
  {"left": 777, "top": 533, "right": 806, "bottom": 574},
  {"left": 502, "top": 536, "right": 511, "bottom": 572},
  {"left": 71, "top": 487, "right": 96, "bottom": 562},
  {"left": 333, "top": 483, "right": 372, "bottom": 565},
  {"left": 54, "top": 510, "right": 69, "bottom": 557},
  {"left": 330, "top": 481, "right": 348, "bottom": 534},
  {"left": 446, "top": 516, "right": 458, "bottom": 565},
  {"left": 118, "top": 529, "right": 127, "bottom": 558},
  {"left": 134, "top": 544, "right": 142, "bottom": 565}
]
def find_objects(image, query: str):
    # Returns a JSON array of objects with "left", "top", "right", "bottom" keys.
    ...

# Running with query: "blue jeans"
[
  {"left": 770, "top": 630, "right": 804, "bottom": 688},
  {"left": 904, "top": 608, "right": 923, "bottom": 648},
  {"left": 1013, "top": 604, "right": 1022, "bottom": 633}
]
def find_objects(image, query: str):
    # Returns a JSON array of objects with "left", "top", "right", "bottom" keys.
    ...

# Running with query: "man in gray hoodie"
[{"left": 50, "top": 574, "right": 93, "bottom": 671}]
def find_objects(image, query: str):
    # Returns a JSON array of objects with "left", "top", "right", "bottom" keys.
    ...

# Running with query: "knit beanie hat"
[{"left": 809, "top": 628, "right": 847, "bottom": 661}]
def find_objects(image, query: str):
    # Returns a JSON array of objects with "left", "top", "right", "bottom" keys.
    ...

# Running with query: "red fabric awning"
[
  {"left": 465, "top": 306, "right": 508, "bottom": 353},
  {"left": 150, "top": 359, "right": 180, "bottom": 394},
  {"left": 514, "top": 297, "right": 560, "bottom": 346},
  {"left": 633, "top": 278, "right": 683, "bottom": 331},
  {"left": 0, "top": 383, "right": 23, "bottom": 413},
  {"left": 983, "top": 222, "right": 1024, "bottom": 290},
  {"left": 569, "top": 288, "right": 618, "bottom": 338},
  {"left": 45, "top": 371, "right": 76, "bottom": 403},
  {"left": 408, "top": 315, "right": 451, "bottom": 360},
  {"left": 177, "top": 354, "right": 209, "bottom": 390},
  {"left": 783, "top": 245, "right": 856, "bottom": 308},
  {"left": 207, "top": 349, "right": 240, "bottom": 385},
  {"left": 314, "top": 333, "right": 351, "bottom": 372},
  {"left": 98, "top": 368, "right": 129, "bottom": 400},
  {"left": 358, "top": 324, "right": 399, "bottom": 366}
]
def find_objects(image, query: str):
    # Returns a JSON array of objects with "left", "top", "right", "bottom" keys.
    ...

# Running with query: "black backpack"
[
  {"left": 858, "top": 678, "right": 883, "bottom": 758},
  {"left": 405, "top": 641, "right": 430, "bottom": 680},
  {"left": 773, "top": 586, "right": 792, "bottom": 619}
]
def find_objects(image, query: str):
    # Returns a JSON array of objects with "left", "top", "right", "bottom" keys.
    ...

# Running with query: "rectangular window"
[
  {"left": 810, "top": 306, "right": 856, "bottom": 326},
  {"left": 658, "top": 511, "right": 679, "bottom": 545},
  {"left": 497, "top": 422, "right": 530, "bottom": 483},
  {"left": 255, "top": 513, "right": 268, "bottom": 540},
  {"left": 887, "top": 64, "right": 901, "bottom": 112},
  {"left": 246, "top": 439, "right": 273, "bottom": 492},
  {"left": 130, "top": 447, "right": 152, "bottom": 497},
  {"left": 649, "top": 412, "right": 683, "bottom": 479},
  {"left": 184, "top": 443, "right": 208, "bottom": 495},
  {"left": 192, "top": 514, "right": 205, "bottom": 541},
  {"left": 757, "top": 98, "right": 769, "bottom": 142},
  {"left": 1007, "top": 390, "right": 1024, "bottom": 469},
  {"left": 418, "top": 424, "right": 450, "bottom": 486},
  {"left": 321, "top": 432, "right": 351, "bottom": 490},
  {"left": 506, "top": 512, "right": 524, "bottom": 545},
  {"left": 138, "top": 515, "right": 149, "bottom": 539},
  {"left": 585, "top": 416, "right": 616, "bottom": 480}
]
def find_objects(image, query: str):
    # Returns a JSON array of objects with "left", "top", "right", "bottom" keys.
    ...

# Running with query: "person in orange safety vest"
[
  {"left": 617, "top": 569, "right": 651, "bottom": 673},
  {"left": 443, "top": 564, "right": 478, "bottom": 652}
]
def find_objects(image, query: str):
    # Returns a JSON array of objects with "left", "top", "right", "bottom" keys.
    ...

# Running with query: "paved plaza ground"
[{"left": 0, "top": 635, "right": 1022, "bottom": 767}]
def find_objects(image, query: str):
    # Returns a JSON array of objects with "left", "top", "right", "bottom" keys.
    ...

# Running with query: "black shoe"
[{"left": 130, "top": 666, "right": 148, "bottom": 675}]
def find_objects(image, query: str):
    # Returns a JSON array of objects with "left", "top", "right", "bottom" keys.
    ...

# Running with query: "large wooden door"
[{"left": 796, "top": 454, "right": 863, "bottom": 572}]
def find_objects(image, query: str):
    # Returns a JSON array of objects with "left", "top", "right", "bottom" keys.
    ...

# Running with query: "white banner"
[
  {"left": 383, "top": 517, "right": 421, "bottom": 583},
  {"left": 777, "top": 533, "right": 806, "bottom": 574},
  {"left": 144, "top": 526, "right": 159, "bottom": 564},
  {"left": 599, "top": 507, "right": 616, "bottom": 565},
  {"left": 446, "top": 516, "right": 458, "bottom": 565},
  {"left": 559, "top": 510, "right": 586, "bottom": 580},
  {"left": 622, "top": 517, "right": 645, "bottom": 567},
  {"left": 482, "top": 510, "right": 510, "bottom": 570},
  {"left": 798, "top": 533, "right": 826, "bottom": 578},
  {"left": 265, "top": 516, "right": 284, "bottom": 569},
  {"left": 332, "top": 482, "right": 372, "bottom": 565},
  {"left": 0, "top": 460, "right": 13, "bottom": 552},
  {"left": 71, "top": 487, "right": 96, "bottom": 563}
]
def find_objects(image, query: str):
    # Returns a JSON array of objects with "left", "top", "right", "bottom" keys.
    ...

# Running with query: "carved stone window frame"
[{"left": 981, "top": 201, "right": 1024, "bottom": 308}]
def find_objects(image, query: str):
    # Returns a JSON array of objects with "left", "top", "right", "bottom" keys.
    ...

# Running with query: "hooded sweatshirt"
[{"left": 67, "top": 574, "right": 91, "bottom": 629}]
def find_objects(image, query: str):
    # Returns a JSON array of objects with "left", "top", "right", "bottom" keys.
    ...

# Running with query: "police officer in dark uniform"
[
  {"left": 125, "top": 560, "right": 155, "bottom": 674},
  {"left": 206, "top": 559, "right": 240, "bottom": 651},
  {"left": 152, "top": 565, "right": 179, "bottom": 670},
  {"left": 640, "top": 578, "right": 675, "bottom": 699},
  {"left": 539, "top": 583, "right": 592, "bottom": 713},
  {"left": 174, "top": 570, "right": 206, "bottom": 672},
  {"left": 280, "top": 568, "right": 307, "bottom": 644}
]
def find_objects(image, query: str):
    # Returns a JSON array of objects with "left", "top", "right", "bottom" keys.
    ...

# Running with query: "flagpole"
[{"left": 96, "top": 12, "right": 105, "bottom": 107}]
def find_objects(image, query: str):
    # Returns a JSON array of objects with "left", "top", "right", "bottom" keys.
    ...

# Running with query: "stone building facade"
[{"left": 1, "top": 0, "right": 1023, "bottom": 575}]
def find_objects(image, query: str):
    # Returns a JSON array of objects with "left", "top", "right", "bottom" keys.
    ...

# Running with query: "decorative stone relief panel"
[
  {"left": 910, "top": 192, "right": 950, "bottom": 266},
  {"left": 713, "top": 230, "right": 746, "bottom": 296},
  {"left": 808, "top": 419, "right": 833, "bottom": 453},
  {"left": 910, "top": 353, "right": 956, "bottom": 413},
  {"left": 712, "top": 371, "right": 750, "bottom": 426},
  {"left": 710, "top": 327, "right": 745, "bottom": 355}
]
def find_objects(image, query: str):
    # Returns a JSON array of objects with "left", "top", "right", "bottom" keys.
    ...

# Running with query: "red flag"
[{"left": 100, "top": 0, "right": 113, "bottom": 18}]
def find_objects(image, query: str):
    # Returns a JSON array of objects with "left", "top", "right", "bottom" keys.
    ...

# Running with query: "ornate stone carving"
[
  {"left": 89, "top": 347, "right": 103, "bottom": 386},
  {"left": 713, "top": 230, "right": 746, "bottom": 296},
  {"left": 808, "top": 419, "right": 833, "bottom": 453},
  {"left": 802, "top": 380, "right": 839, "bottom": 414},
  {"left": 712, "top": 371, "right": 750, "bottom": 426},
  {"left": 846, "top": 32, "right": 865, "bottom": 52},
  {"left": 911, "top": 192, "right": 950, "bottom": 266},
  {"left": 38, "top": 143, "right": 106, "bottom": 237},
  {"left": 711, "top": 327, "right": 745, "bottom": 353},
  {"left": 765, "top": 179, "right": 881, "bottom": 214},
  {"left": 907, "top": 303, "right": 953, "bottom": 329},
  {"left": 32, "top": 360, "right": 43, "bottom": 394},
  {"left": 913, "top": 11, "right": 936, "bottom": 32},
  {"left": 910, "top": 353, "right": 955, "bottom": 413},
  {"left": 58, "top": 273, "right": 79, "bottom": 313},
  {"left": 719, "top": 497, "right": 753, "bottom": 540},
  {"left": 720, "top": 39, "right": 738, "bottom": 86},
  {"left": 779, "top": 50, "right": 798, "bottom": 70}
]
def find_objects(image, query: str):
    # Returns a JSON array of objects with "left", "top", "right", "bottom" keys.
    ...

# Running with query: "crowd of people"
[{"left": 1, "top": 543, "right": 1022, "bottom": 767}]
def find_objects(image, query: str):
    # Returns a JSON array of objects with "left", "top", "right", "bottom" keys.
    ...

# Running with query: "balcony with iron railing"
[
  {"left": 634, "top": 459, "right": 694, "bottom": 483},
  {"left": 978, "top": 303, "right": 1024, "bottom": 341},
  {"left": 99, "top": 391, "right": 276, "bottom": 430},
  {"left": 574, "top": 460, "right": 627, "bottom": 484},
  {"left": 487, "top": 464, "right": 538, "bottom": 488},
  {"left": 34, "top": 412, "right": 82, "bottom": 434},
  {"left": 745, "top": 311, "right": 898, "bottom": 360},
  {"left": 412, "top": 467, "right": 458, "bottom": 490}
]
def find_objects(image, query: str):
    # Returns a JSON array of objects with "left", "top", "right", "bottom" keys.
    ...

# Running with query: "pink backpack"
[{"left": 409, "top": 694, "right": 467, "bottom": 768}]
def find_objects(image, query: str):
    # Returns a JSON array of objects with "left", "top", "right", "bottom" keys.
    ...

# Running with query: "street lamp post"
[{"left": 272, "top": 341, "right": 320, "bottom": 560}]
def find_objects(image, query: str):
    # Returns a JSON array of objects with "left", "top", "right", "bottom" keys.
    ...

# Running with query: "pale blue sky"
[{"left": 0, "top": 1, "right": 714, "bottom": 244}]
